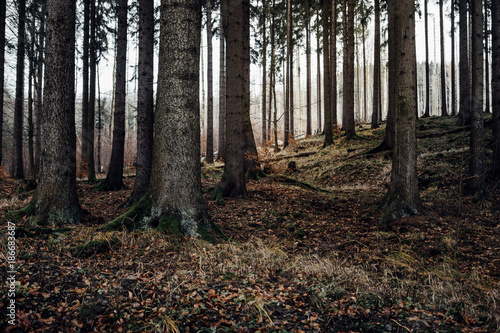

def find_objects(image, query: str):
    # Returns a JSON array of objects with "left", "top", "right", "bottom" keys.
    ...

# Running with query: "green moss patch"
[
  {"left": 100, "top": 196, "right": 152, "bottom": 231},
  {"left": 71, "top": 238, "right": 121, "bottom": 258}
]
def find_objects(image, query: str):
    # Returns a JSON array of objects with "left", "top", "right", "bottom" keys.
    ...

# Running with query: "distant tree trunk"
[
  {"left": 271, "top": 0, "right": 278, "bottom": 146},
  {"left": 371, "top": 0, "right": 380, "bottom": 129},
  {"left": 103, "top": 0, "right": 127, "bottom": 190},
  {"left": 362, "top": 11, "right": 367, "bottom": 123},
  {"left": 381, "top": 0, "right": 425, "bottom": 221},
  {"left": 149, "top": 0, "right": 209, "bottom": 236},
  {"left": 27, "top": 13, "right": 35, "bottom": 179},
  {"left": 87, "top": 0, "right": 96, "bottom": 181},
  {"left": 206, "top": 0, "right": 214, "bottom": 163},
  {"left": 215, "top": 0, "right": 250, "bottom": 197},
  {"left": 218, "top": 2, "right": 226, "bottom": 160},
  {"left": 439, "top": 0, "right": 448, "bottom": 116},
  {"left": 316, "top": 7, "right": 322, "bottom": 133},
  {"left": 31, "top": 0, "right": 81, "bottom": 224},
  {"left": 12, "top": 0, "right": 26, "bottom": 179},
  {"left": 468, "top": 0, "right": 486, "bottom": 195},
  {"left": 343, "top": 0, "right": 355, "bottom": 139},
  {"left": 458, "top": 0, "right": 471, "bottom": 125},
  {"left": 330, "top": 0, "right": 337, "bottom": 126},
  {"left": 323, "top": 0, "right": 333, "bottom": 146},
  {"left": 34, "top": 0, "right": 46, "bottom": 176},
  {"left": 451, "top": 0, "right": 457, "bottom": 116},
  {"left": 284, "top": 0, "right": 291, "bottom": 148},
  {"left": 261, "top": 0, "right": 268, "bottom": 143},
  {"left": 81, "top": 0, "right": 90, "bottom": 176},
  {"left": 485, "top": 0, "right": 490, "bottom": 114},
  {"left": 0, "top": 0, "right": 5, "bottom": 166},
  {"left": 306, "top": 2, "right": 312, "bottom": 136},
  {"left": 492, "top": 0, "right": 500, "bottom": 177},
  {"left": 423, "top": 0, "right": 431, "bottom": 118},
  {"left": 125, "top": 0, "right": 154, "bottom": 207}
]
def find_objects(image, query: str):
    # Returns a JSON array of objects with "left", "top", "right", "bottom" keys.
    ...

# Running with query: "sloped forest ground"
[{"left": 1, "top": 116, "right": 499, "bottom": 332}]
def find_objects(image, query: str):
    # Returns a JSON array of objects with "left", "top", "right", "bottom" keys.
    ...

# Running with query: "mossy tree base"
[{"left": 379, "top": 194, "right": 427, "bottom": 223}]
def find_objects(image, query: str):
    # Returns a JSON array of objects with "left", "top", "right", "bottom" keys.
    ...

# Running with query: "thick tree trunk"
[
  {"left": 215, "top": 0, "right": 250, "bottom": 198},
  {"left": 206, "top": 0, "right": 214, "bottom": 163},
  {"left": 31, "top": 0, "right": 81, "bottom": 224},
  {"left": 468, "top": 0, "right": 485, "bottom": 195},
  {"left": 34, "top": 1, "right": 46, "bottom": 176},
  {"left": 423, "top": 0, "right": 431, "bottom": 118},
  {"left": 218, "top": 3, "right": 226, "bottom": 160},
  {"left": 492, "top": 0, "right": 500, "bottom": 178},
  {"left": 451, "top": 0, "right": 457, "bottom": 116},
  {"left": 103, "top": 0, "right": 127, "bottom": 190},
  {"left": 381, "top": 0, "right": 425, "bottom": 221},
  {"left": 0, "top": 0, "right": 5, "bottom": 166},
  {"left": 149, "top": 0, "right": 208, "bottom": 236},
  {"left": 13, "top": 0, "right": 26, "bottom": 179},
  {"left": 371, "top": 0, "right": 380, "bottom": 129},
  {"left": 322, "top": 0, "right": 333, "bottom": 146},
  {"left": 343, "top": 0, "right": 355, "bottom": 139},
  {"left": 439, "top": 0, "right": 448, "bottom": 116},
  {"left": 330, "top": 0, "right": 337, "bottom": 126},
  {"left": 125, "top": 0, "right": 154, "bottom": 206},
  {"left": 458, "top": 0, "right": 471, "bottom": 125}
]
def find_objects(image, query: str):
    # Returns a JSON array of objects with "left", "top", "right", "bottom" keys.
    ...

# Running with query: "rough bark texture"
[
  {"left": 284, "top": 0, "right": 291, "bottom": 148},
  {"left": 149, "top": 0, "right": 208, "bottom": 236},
  {"left": 439, "top": 0, "right": 448, "bottom": 116},
  {"left": 493, "top": 0, "right": 500, "bottom": 178},
  {"left": 371, "top": 0, "right": 380, "bottom": 129},
  {"left": 485, "top": 0, "right": 490, "bottom": 114},
  {"left": 13, "top": 0, "right": 26, "bottom": 179},
  {"left": 31, "top": 0, "right": 81, "bottom": 224},
  {"left": 306, "top": 3, "right": 312, "bottom": 136},
  {"left": 218, "top": 4, "right": 226, "bottom": 161},
  {"left": 468, "top": 0, "right": 486, "bottom": 195},
  {"left": 343, "top": 0, "right": 355, "bottom": 139},
  {"left": 81, "top": 0, "right": 90, "bottom": 176},
  {"left": 261, "top": 0, "right": 267, "bottom": 143},
  {"left": 103, "top": 0, "right": 127, "bottom": 190},
  {"left": 126, "top": 0, "right": 154, "bottom": 206},
  {"left": 0, "top": 0, "right": 4, "bottom": 166},
  {"left": 330, "top": 0, "right": 337, "bottom": 127},
  {"left": 316, "top": 8, "right": 322, "bottom": 133},
  {"left": 381, "top": 0, "right": 424, "bottom": 221},
  {"left": 35, "top": 1, "right": 46, "bottom": 176},
  {"left": 451, "top": 0, "right": 457, "bottom": 116},
  {"left": 423, "top": 0, "right": 430, "bottom": 118},
  {"left": 87, "top": 0, "right": 96, "bottom": 181},
  {"left": 458, "top": 0, "right": 471, "bottom": 125},
  {"left": 206, "top": 0, "right": 214, "bottom": 163},
  {"left": 215, "top": 0, "right": 249, "bottom": 198},
  {"left": 322, "top": 0, "right": 333, "bottom": 146}
]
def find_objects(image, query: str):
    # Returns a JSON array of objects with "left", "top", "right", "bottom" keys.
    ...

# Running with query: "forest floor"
[{"left": 1, "top": 116, "right": 499, "bottom": 332}]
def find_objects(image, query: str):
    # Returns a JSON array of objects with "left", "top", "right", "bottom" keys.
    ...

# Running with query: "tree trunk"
[
  {"left": 343, "top": 0, "right": 355, "bottom": 139},
  {"left": 423, "top": 0, "right": 431, "bottom": 118},
  {"left": 206, "top": 0, "right": 214, "bottom": 163},
  {"left": 458, "top": 0, "right": 471, "bottom": 125},
  {"left": 451, "top": 0, "right": 457, "bottom": 116},
  {"left": 284, "top": 0, "right": 291, "bottom": 148},
  {"left": 485, "top": 0, "right": 490, "bottom": 114},
  {"left": 261, "top": 0, "right": 268, "bottom": 143},
  {"left": 362, "top": 9, "right": 367, "bottom": 123},
  {"left": 81, "top": 0, "right": 90, "bottom": 176},
  {"left": 218, "top": 2, "right": 226, "bottom": 160},
  {"left": 439, "top": 0, "right": 448, "bottom": 116},
  {"left": 34, "top": 0, "right": 46, "bottom": 176},
  {"left": 0, "top": 0, "right": 5, "bottom": 166},
  {"left": 492, "top": 0, "right": 500, "bottom": 177},
  {"left": 103, "top": 0, "right": 127, "bottom": 190},
  {"left": 13, "top": 0, "right": 26, "bottom": 179},
  {"left": 371, "top": 0, "right": 380, "bottom": 129},
  {"left": 381, "top": 0, "right": 424, "bottom": 221},
  {"left": 87, "top": 0, "right": 97, "bottom": 181},
  {"left": 28, "top": 13, "right": 35, "bottom": 179},
  {"left": 306, "top": 3, "right": 311, "bottom": 136},
  {"left": 468, "top": 0, "right": 486, "bottom": 195},
  {"left": 271, "top": 0, "right": 278, "bottom": 147},
  {"left": 330, "top": 0, "right": 337, "bottom": 127},
  {"left": 316, "top": 7, "right": 322, "bottom": 133},
  {"left": 125, "top": 0, "right": 154, "bottom": 206},
  {"left": 31, "top": 0, "right": 81, "bottom": 224},
  {"left": 323, "top": 0, "right": 333, "bottom": 146},
  {"left": 215, "top": 0, "right": 250, "bottom": 198},
  {"left": 150, "top": 0, "right": 209, "bottom": 236}
]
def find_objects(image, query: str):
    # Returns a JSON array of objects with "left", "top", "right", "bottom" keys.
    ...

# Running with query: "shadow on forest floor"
[{"left": 1, "top": 116, "right": 499, "bottom": 332}]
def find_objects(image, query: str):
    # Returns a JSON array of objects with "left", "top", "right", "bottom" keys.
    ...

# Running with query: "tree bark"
[
  {"left": 439, "top": 0, "right": 448, "bottom": 116},
  {"left": 492, "top": 0, "right": 500, "bottom": 178},
  {"left": 330, "top": 0, "right": 337, "bottom": 127},
  {"left": 284, "top": 0, "right": 291, "bottom": 148},
  {"left": 87, "top": 0, "right": 97, "bottom": 181},
  {"left": 30, "top": 0, "right": 81, "bottom": 224},
  {"left": 485, "top": 0, "right": 490, "bottom": 114},
  {"left": 468, "top": 0, "right": 485, "bottom": 195},
  {"left": 316, "top": 7, "right": 322, "bottom": 133},
  {"left": 0, "top": 0, "right": 5, "bottom": 166},
  {"left": 34, "top": 0, "right": 46, "bottom": 176},
  {"left": 103, "top": 0, "right": 127, "bottom": 190},
  {"left": 261, "top": 0, "right": 268, "bottom": 143},
  {"left": 423, "top": 0, "right": 430, "bottom": 118},
  {"left": 381, "top": 0, "right": 424, "bottom": 221},
  {"left": 451, "top": 0, "right": 457, "bottom": 116},
  {"left": 371, "top": 0, "right": 380, "bottom": 129},
  {"left": 343, "top": 0, "right": 355, "bottom": 139},
  {"left": 149, "top": 0, "right": 209, "bottom": 236},
  {"left": 215, "top": 0, "right": 250, "bottom": 197},
  {"left": 306, "top": 2, "right": 312, "bottom": 136},
  {"left": 458, "top": 0, "right": 471, "bottom": 125},
  {"left": 206, "top": 0, "right": 214, "bottom": 163},
  {"left": 218, "top": 1, "right": 226, "bottom": 160},
  {"left": 323, "top": 0, "right": 333, "bottom": 146},
  {"left": 81, "top": 0, "right": 90, "bottom": 176},
  {"left": 125, "top": 0, "right": 154, "bottom": 206},
  {"left": 13, "top": 0, "right": 26, "bottom": 179}
]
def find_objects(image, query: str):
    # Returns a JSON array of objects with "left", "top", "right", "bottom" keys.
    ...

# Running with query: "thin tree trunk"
[
  {"left": 343, "top": 0, "right": 355, "bottom": 139},
  {"left": 284, "top": 0, "right": 291, "bottom": 148},
  {"left": 451, "top": 0, "right": 457, "bottom": 116},
  {"left": 371, "top": 0, "right": 380, "bottom": 129},
  {"left": 485, "top": 0, "right": 490, "bottom": 114},
  {"left": 13, "top": 0, "right": 26, "bottom": 179},
  {"left": 28, "top": 14, "right": 35, "bottom": 179},
  {"left": 439, "top": 0, "right": 448, "bottom": 116},
  {"left": 81, "top": 0, "right": 90, "bottom": 176},
  {"left": 362, "top": 12, "right": 367, "bottom": 123},
  {"left": 261, "top": 0, "right": 267, "bottom": 144},
  {"left": 218, "top": 3, "right": 226, "bottom": 160},
  {"left": 492, "top": 0, "right": 500, "bottom": 177},
  {"left": 306, "top": 2, "right": 312, "bottom": 136},
  {"left": 323, "top": 0, "right": 333, "bottom": 146},
  {"left": 316, "top": 7, "right": 322, "bottom": 133},
  {"left": 468, "top": 0, "right": 485, "bottom": 195},
  {"left": 458, "top": 0, "right": 471, "bottom": 125},
  {"left": 330, "top": 0, "right": 337, "bottom": 126},
  {"left": 424, "top": 0, "right": 431, "bottom": 117},
  {"left": 88, "top": 0, "right": 96, "bottom": 181},
  {"left": 206, "top": 0, "right": 214, "bottom": 163}
]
